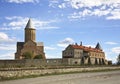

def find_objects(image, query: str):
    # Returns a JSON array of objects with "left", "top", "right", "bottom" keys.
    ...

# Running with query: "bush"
[
  {"left": 34, "top": 54, "right": 43, "bottom": 59},
  {"left": 23, "top": 52, "right": 33, "bottom": 59}
]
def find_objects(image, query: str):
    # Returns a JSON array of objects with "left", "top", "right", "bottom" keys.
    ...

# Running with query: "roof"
[
  {"left": 25, "top": 18, "right": 34, "bottom": 29},
  {"left": 17, "top": 42, "right": 24, "bottom": 48},
  {"left": 95, "top": 42, "right": 102, "bottom": 50},
  {"left": 71, "top": 45, "right": 103, "bottom": 52},
  {"left": 17, "top": 42, "right": 24, "bottom": 45}
]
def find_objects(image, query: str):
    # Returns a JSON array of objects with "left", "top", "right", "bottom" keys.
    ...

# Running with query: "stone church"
[{"left": 15, "top": 19, "right": 45, "bottom": 59}]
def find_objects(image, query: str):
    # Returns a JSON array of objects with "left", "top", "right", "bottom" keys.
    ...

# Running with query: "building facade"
[
  {"left": 62, "top": 42, "right": 108, "bottom": 65},
  {"left": 15, "top": 19, "right": 45, "bottom": 59}
]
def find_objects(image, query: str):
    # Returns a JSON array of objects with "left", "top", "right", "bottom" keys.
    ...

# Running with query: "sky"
[{"left": 0, "top": 0, "right": 120, "bottom": 63}]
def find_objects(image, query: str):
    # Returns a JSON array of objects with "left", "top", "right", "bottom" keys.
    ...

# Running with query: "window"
[
  {"left": 54, "top": 60, "right": 56, "bottom": 63},
  {"left": 47, "top": 60, "right": 49, "bottom": 63},
  {"left": 75, "top": 61, "right": 78, "bottom": 64},
  {"left": 64, "top": 52, "right": 66, "bottom": 55}
]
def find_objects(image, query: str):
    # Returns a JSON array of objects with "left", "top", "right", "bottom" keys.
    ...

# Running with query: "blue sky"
[{"left": 0, "top": 0, "right": 120, "bottom": 63}]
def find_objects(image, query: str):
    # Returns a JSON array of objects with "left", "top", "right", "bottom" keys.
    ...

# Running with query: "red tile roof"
[{"left": 71, "top": 45, "right": 103, "bottom": 53}]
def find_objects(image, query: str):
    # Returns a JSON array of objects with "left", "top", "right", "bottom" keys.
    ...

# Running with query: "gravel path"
[{"left": 1, "top": 70, "right": 120, "bottom": 84}]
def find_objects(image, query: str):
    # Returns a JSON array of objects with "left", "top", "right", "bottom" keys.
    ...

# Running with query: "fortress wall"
[
  {"left": 0, "top": 59, "right": 64, "bottom": 67},
  {"left": 46, "top": 59, "right": 63, "bottom": 65},
  {"left": 62, "top": 58, "right": 69, "bottom": 65},
  {"left": 0, "top": 60, "right": 5, "bottom": 67},
  {"left": 96, "top": 58, "right": 100, "bottom": 64},
  {"left": 0, "top": 58, "right": 108, "bottom": 68},
  {"left": 24, "top": 59, "right": 46, "bottom": 67},
  {"left": 84, "top": 58, "right": 89, "bottom": 64},
  {"left": 90, "top": 58, "right": 96, "bottom": 65},
  {"left": 0, "top": 60, "right": 25, "bottom": 67},
  {"left": 67, "top": 58, "right": 81, "bottom": 65}
]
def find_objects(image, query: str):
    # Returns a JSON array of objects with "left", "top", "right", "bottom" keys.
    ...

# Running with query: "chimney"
[
  {"left": 80, "top": 41, "right": 82, "bottom": 46},
  {"left": 75, "top": 43, "right": 78, "bottom": 45}
]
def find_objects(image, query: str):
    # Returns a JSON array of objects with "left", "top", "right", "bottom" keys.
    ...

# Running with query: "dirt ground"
[{"left": 1, "top": 70, "right": 120, "bottom": 84}]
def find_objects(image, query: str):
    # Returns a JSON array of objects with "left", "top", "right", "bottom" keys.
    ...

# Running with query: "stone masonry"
[{"left": 15, "top": 19, "right": 45, "bottom": 59}]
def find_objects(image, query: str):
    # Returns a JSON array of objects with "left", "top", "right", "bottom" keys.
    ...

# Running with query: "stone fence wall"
[
  {"left": 0, "top": 58, "right": 109, "bottom": 68},
  {"left": 0, "top": 66, "right": 120, "bottom": 80},
  {"left": 0, "top": 59, "right": 68, "bottom": 68}
]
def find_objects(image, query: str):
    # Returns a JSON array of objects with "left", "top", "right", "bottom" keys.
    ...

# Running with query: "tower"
[
  {"left": 25, "top": 19, "right": 36, "bottom": 42},
  {"left": 95, "top": 42, "right": 102, "bottom": 50},
  {"left": 15, "top": 19, "right": 45, "bottom": 59}
]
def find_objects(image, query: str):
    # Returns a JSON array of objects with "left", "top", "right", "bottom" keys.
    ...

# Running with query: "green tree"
[
  {"left": 34, "top": 54, "right": 43, "bottom": 59},
  {"left": 117, "top": 54, "right": 120, "bottom": 65},
  {"left": 23, "top": 52, "right": 33, "bottom": 59}
]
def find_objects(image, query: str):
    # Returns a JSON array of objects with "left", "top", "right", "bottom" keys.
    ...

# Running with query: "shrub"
[
  {"left": 34, "top": 54, "right": 43, "bottom": 59},
  {"left": 23, "top": 52, "right": 33, "bottom": 59}
]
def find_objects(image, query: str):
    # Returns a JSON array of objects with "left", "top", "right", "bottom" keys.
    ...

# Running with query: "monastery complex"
[
  {"left": 0, "top": 19, "right": 109, "bottom": 67},
  {"left": 15, "top": 19, "right": 108, "bottom": 65}
]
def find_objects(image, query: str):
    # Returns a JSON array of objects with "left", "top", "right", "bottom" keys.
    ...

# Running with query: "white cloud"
[
  {"left": 5, "top": 16, "right": 24, "bottom": 20},
  {"left": 92, "top": 9, "right": 110, "bottom": 17},
  {"left": 32, "top": 19, "right": 59, "bottom": 30},
  {"left": 105, "top": 52, "right": 117, "bottom": 63},
  {"left": 3, "top": 16, "right": 29, "bottom": 30},
  {"left": 50, "top": 0, "right": 120, "bottom": 20},
  {"left": 8, "top": 21, "right": 26, "bottom": 27},
  {"left": 105, "top": 42, "right": 118, "bottom": 45},
  {"left": 45, "top": 46, "right": 56, "bottom": 50},
  {"left": 0, "top": 32, "right": 16, "bottom": 59},
  {"left": 68, "top": 12, "right": 81, "bottom": 19},
  {"left": 106, "top": 9, "right": 120, "bottom": 20},
  {"left": 49, "top": 0, "right": 59, "bottom": 8},
  {"left": 1, "top": 16, "right": 59, "bottom": 30},
  {"left": 69, "top": 0, "right": 102, "bottom": 9},
  {"left": 0, "top": 52, "right": 14, "bottom": 59},
  {"left": 107, "top": 15, "right": 120, "bottom": 20},
  {"left": 6, "top": 0, "right": 39, "bottom": 4},
  {"left": 37, "top": 26, "right": 59, "bottom": 30},
  {"left": 69, "top": 9, "right": 92, "bottom": 19},
  {"left": 0, "top": 32, "right": 16, "bottom": 43},
  {"left": 0, "top": 44, "right": 16, "bottom": 50},
  {"left": 45, "top": 53, "right": 61, "bottom": 58},
  {"left": 0, "top": 27, "right": 22, "bottom": 30},
  {"left": 58, "top": 3, "right": 66, "bottom": 8},
  {"left": 68, "top": 8, "right": 112, "bottom": 19},
  {"left": 112, "top": 47, "right": 120, "bottom": 54},
  {"left": 57, "top": 37, "right": 74, "bottom": 47},
  {"left": 64, "top": 0, "right": 120, "bottom": 9}
]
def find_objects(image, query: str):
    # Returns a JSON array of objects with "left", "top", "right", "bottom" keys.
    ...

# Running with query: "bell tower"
[{"left": 25, "top": 19, "right": 36, "bottom": 42}]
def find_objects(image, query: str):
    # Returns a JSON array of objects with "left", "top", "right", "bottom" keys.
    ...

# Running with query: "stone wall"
[
  {"left": 67, "top": 58, "right": 81, "bottom": 65},
  {"left": 0, "top": 59, "right": 63, "bottom": 67},
  {"left": 0, "top": 66, "right": 120, "bottom": 80},
  {"left": 0, "top": 58, "right": 108, "bottom": 68},
  {"left": 0, "top": 60, "right": 25, "bottom": 67}
]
